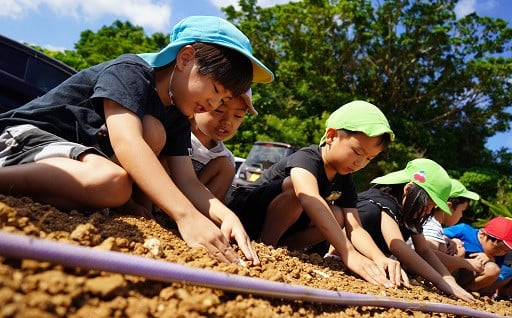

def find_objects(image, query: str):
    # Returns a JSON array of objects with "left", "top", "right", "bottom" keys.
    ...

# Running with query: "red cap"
[{"left": 484, "top": 217, "right": 512, "bottom": 249}]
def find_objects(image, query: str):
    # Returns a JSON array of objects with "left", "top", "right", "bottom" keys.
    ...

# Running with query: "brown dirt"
[{"left": 0, "top": 194, "right": 510, "bottom": 318}]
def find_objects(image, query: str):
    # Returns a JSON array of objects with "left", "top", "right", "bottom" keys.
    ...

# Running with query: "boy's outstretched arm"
[
  {"left": 343, "top": 207, "right": 407, "bottom": 287},
  {"left": 166, "top": 155, "right": 259, "bottom": 265},
  {"left": 104, "top": 100, "right": 258, "bottom": 265},
  {"left": 389, "top": 221, "right": 474, "bottom": 302},
  {"left": 290, "top": 168, "right": 394, "bottom": 287}
]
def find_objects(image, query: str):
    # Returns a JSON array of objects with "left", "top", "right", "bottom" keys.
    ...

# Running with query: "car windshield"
[{"left": 245, "top": 144, "right": 290, "bottom": 169}]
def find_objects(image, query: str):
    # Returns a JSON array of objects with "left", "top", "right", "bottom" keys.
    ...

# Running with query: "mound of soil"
[{"left": 0, "top": 195, "right": 510, "bottom": 317}]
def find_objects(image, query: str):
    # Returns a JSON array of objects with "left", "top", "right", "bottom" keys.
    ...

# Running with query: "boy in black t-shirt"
[
  {"left": 229, "top": 100, "right": 404, "bottom": 288},
  {"left": 0, "top": 16, "right": 273, "bottom": 265}
]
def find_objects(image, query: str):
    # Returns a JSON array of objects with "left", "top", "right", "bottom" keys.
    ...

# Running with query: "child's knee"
[
  {"left": 85, "top": 159, "right": 132, "bottom": 206},
  {"left": 483, "top": 262, "right": 501, "bottom": 280},
  {"left": 280, "top": 178, "right": 301, "bottom": 204},
  {"left": 330, "top": 205, "right": 345, "bottom": 228},
  {"left": 142, "top": 115, "right": 166, "bottom": 154},
  {"left": 102, "top": 167, "right": 132, "bottom": 206},
  {"left": 281, "top": 177, "right": 296, "bottom": 195},
  {"left": 207, "top": 156, "right": 235, "bottom": 175}
]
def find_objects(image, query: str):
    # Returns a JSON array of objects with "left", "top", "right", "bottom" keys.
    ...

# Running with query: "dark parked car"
[
  {"left": 0, "top": 34, "right": 76, "bottom": 112},
  {"left": 232, "top": 141, "right": 297, "bottom": 187}
]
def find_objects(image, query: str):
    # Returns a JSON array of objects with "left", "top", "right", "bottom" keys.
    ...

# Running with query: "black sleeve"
[
  {"left": 92, "top": 58, "right": 154, "bottom": 119},
  {"left": 333, "top": 174, "right": 357, "bottom": 208},
  {"left": 160, "top": 107, "right": 191, "bottom": 157},
  {"left": 356, "top": 189, "right": 394, "bottom": 255}
]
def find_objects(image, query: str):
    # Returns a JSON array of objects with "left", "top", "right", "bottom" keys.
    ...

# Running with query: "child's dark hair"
[
  {"left": 448, "top": 197, "right": 470, "bottom": 209},
  {"left": 340, "top": 129, "right": 392, "bottom": 149},
  {"left": 192, "top": 42, "right": 252, "bottom": 96},
  {"left": 377, "top": 183, "right": 433, "bottom": 234}
]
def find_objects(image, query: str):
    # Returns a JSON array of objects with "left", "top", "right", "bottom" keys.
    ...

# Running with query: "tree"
[
  {"left": 223, "top": 0, "right": 512, "bottom": 186},
  {"left": 58, "top": 20, "right": 167, "bottom": 70},
  {"left": 31, "top": 1, "right": 512, "bottom": 213}
]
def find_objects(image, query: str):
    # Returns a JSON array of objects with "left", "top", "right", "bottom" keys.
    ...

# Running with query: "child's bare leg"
[
  {"left": 260, "top": 177, "right": 302, "bottom": 247},
  {"left": 281, "top": 225, "right": 325, "bottom": 250},
  {"left": 0, "top": 153, "right": 131, "bottom": 209},
  {"left": 283, "top": 205, "right": 345, "bottom": 251},
  {"left": 467, "top": 262, "right": 501, "bottom": 292},
  {"left": 197, "top": 156, "right": 236, "bottom": 200},
  {"left": 116, "top": 115, "right": 166, "bottom": 217}
]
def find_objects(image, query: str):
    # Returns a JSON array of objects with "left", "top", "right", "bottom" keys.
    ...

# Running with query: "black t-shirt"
[
  {"left": 0, "top": 54, "right": 190, "bottom": 157},
  {"left": 357, "top": 188, "right": 411, "bottom": 255},
  {"left": 250, "top": 144, "right": 357, "bottom": 208}
]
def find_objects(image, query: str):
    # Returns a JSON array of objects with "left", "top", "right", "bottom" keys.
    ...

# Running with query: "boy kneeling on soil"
[{"left": 228, "top": 100, "right": 404, "bottom": 288}]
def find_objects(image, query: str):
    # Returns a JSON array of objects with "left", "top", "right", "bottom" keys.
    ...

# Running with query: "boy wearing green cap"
[
  {"left": 0, "top": 16, "right": 273, "bottom": 265},
  {"left": 411, "top": 179, "right": 489, "bottom": 292},
  {"left": 423, "top": 179, "right": 480, "bottom": 256},
  {"left": 348, "top": 158, "right": 474, "bottom": 301},
  {"left": 228, "top": 100, "right": 403, "bottom": 288}
]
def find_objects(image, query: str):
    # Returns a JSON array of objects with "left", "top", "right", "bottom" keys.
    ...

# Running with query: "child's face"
[
  {"left": 172, "top": 63, "right": 233, "bottom": 118},
  {"left": 444, "top": 201, "right": 468, "bottom": 226},
  {"left": 480, "top": 231, "right": 511, "bottom": 257},
  {"left": 193, "top": 95, "right": 247, "bottom": 142},
  {"left": 324, "top": 130, "right": 384, "bottom": 175}
]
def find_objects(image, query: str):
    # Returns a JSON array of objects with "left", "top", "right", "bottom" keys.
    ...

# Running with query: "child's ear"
[
  {"left": 403, "top": 182, "right": 414, "bottom": 195},
  {"left": 176, "top": 45, "right": 195, "bottom": 70},
  {"left": 324, "top": 128, "right": 338, "bottom": 145}
]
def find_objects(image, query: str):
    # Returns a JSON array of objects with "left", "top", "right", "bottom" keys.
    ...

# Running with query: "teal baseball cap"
[
  {"left": 371, "top": 158, "right": 452, "bottom": 214},
  {"left": 319, "top": 100, "right": 394, "bottom": 146},
  {"left": 138, "top": 16, "right": 273, "bottom": 83},
  {"left": 450, "top": 179, "right": 480, "bottom": 201}
]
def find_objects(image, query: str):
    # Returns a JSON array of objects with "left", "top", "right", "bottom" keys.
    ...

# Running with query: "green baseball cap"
[
  {"left": 138, "top": 16, "right": 274, "bottom": 83},
  {"left": 450, "top": 179, "right": 480, "bottom": 201},
  {"left": 371, "top": 158, "right": 452, "bottom": 214},
  {"left": 319, "top": 100, "right": 394, "bottom": 146}
]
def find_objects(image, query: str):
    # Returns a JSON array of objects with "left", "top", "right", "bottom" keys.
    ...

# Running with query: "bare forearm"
[{"left": 351, "top": 228, "right": 386, "bottom": 260}]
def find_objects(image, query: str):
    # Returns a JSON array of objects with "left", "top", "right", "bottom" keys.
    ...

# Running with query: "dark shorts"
[
  {"left": 0, "top": 124, "right": 106, "bottom": 167},
  {"left": 228, "top": 179, "right": 312, "bottom": 242}
]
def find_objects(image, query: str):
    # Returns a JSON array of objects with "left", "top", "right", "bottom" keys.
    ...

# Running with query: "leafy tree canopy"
[{"left": 34, "top": 0, "right": 512, "bottom": 219}]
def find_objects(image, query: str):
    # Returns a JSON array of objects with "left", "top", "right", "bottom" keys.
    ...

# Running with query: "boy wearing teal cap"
[
  {"left": 0, "top": 16, "right": 272, "bottom": 265},
  {"left": 347, "top": 159, "right": 474, "bottom": 301},
  {"left": 229, "top": 100, "right": 402, "bottom": 288}
]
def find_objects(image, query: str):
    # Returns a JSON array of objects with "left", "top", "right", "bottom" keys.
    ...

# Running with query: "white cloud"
[
  {"left": 0, "top": 0, "right": 171, "bottom": 32},
  {"left": 42, "top": 44, "right": 68, "bottom": 52},
  {"left": 454, "top": 0, "right": 476, "bottom": 19},
  {"left": 1, "top": 0, "right": 41, "bottom": 18},
  {"left": 208, "top": 0, "right": 239, "bottom": 9},
  {"left": 479, "top": 0, "right": 498, "bottom": 11},
  {"left": 207, "top": 0, "right": 300, "bottom": 10}
]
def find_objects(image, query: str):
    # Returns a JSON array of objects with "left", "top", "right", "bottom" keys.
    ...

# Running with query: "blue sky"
[{"left": 1, "top": 0, "right": 511, "bottom": 151}]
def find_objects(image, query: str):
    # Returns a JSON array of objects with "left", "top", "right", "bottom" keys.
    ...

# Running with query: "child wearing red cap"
[{"left": 443, "top": 216, "right": 512, "bottom": 297}]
